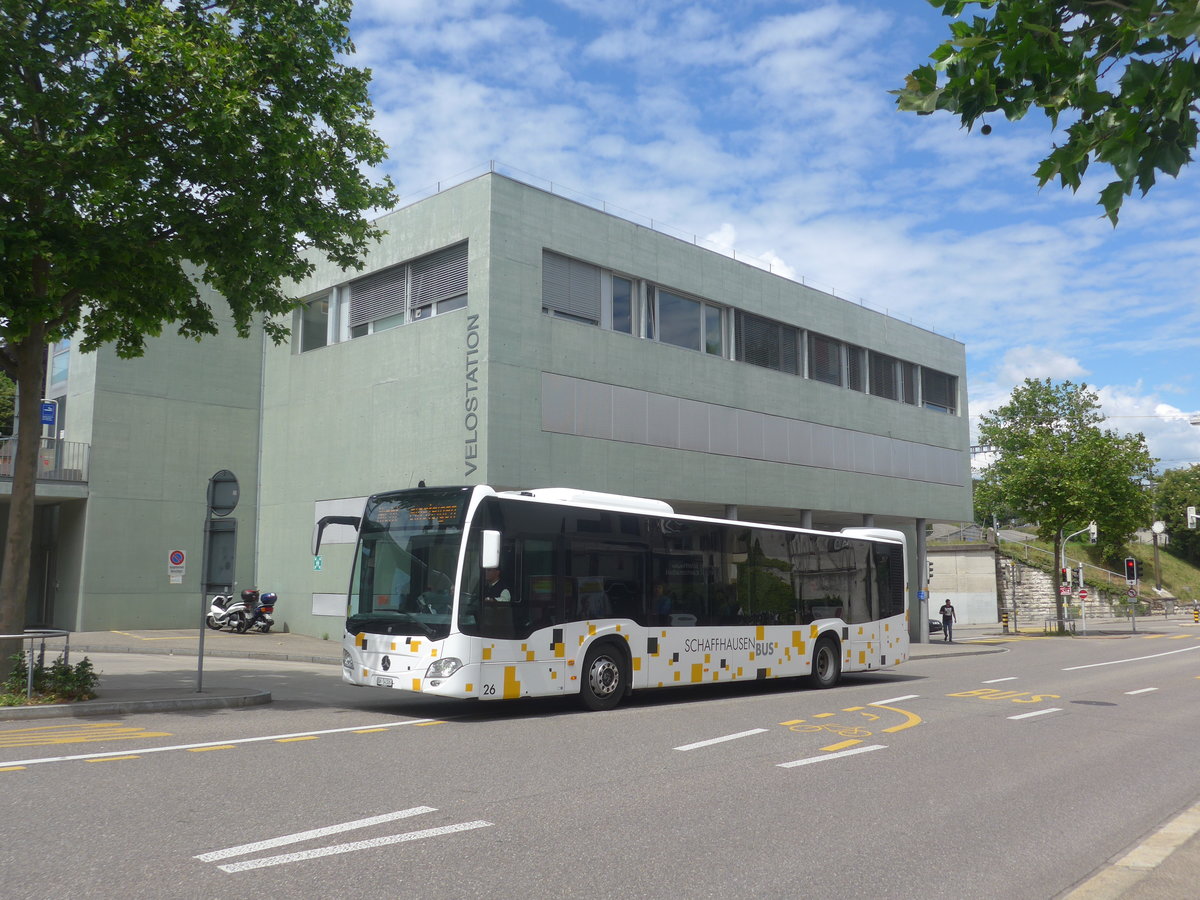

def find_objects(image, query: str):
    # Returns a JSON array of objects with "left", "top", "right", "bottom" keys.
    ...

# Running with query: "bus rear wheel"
[
  {"left": 808, "top": 636, "right": 841, "bottom": 689},
  {"left": 580, "top": 642, "right": 626, "bottom": 711}
]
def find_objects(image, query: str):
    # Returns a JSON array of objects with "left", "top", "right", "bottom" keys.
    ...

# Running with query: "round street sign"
[
  {"left": 1127, "top": 588, "right": 1138, "bottom": 598},
  {"left": 207, "top": 470, "right": 239, "bottom": 517},
  {"left": 1079, "top": 588, "right": 1088, "bottom": 600}
]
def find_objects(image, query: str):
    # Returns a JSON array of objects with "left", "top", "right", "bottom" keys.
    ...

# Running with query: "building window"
[
  {"left": 49, "top": 338, "right": 70, "bottom": 386},
  {"left": 847, "top": 345, "right": 866, "bottom": 392},
  {"left": 901, "top": 361, "right": 919, "bottom": 406},
  {"left": 869, "top": 351, "right": 899, "bottom": 400},
  {"left": 655, "top": 288, "right": 702, "bottom": 351},
  {"left": 922, "top": 368, "right": 957, "bottom": 414},
  {"left": 704, "top": 304, "right": 724, "bottom": 356},
  {"left": 612, "top": 276, "right": 634, "bottom": 334},
  {"left": 807, "top": 333, "right": 842, "bottom": 385},
  {"left": 300, "top": 294, "right": 332, "bottom": 351},
  {"left": 341, "top": 243, "right": 467, "bottom": 339},
  {"left": 409, "top": 242, "right": 469, "bottom": 321},
  {"left": 542, "top": 250, "right": 601, "bottom": 324},
  {"left": 736, "top": 311, "right": 799, "bottom": 375}
]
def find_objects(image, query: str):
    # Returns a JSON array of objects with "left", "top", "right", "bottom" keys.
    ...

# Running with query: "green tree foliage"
[
  {"left": 0, "top": 374, "right": 13, "bottom": 434},
  {"left": 1152, "top": 465, "right": 1200, "bottom": 565},
  {"left": 974, "top": 378, "right": 1155, "bottom": 619},
  {"left": 0, "top": 1, "right": 396, "bottom": 667},
  {"left": 895, "top": 1, "right": 1200, "bottom": 224}
]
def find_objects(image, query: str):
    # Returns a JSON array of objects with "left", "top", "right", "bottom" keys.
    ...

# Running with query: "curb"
[
  {"left": 1060, "top": 799, "right": 1200, "bottom": 899},
  {"left": 72, "top": 643, "right": 341, "bottom": 667},
  {"left": 0, "top": 688, "right": 272, "bottom": 721}
]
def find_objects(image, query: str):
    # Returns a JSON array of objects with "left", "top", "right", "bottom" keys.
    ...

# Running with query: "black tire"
[
  {"left": 205, "top": 616, "right": 221, "bottom": 630},
  {"left": 257, "top": 623, "right": 271, "bottom": 634},
  {"left": 579, "top": 641, "right": 627, "bottom": 711},
  {"left": 808, "top": 636, "right": 841, "bottom": 689},
  {"left": 228, "top": 611, "right": 247, "bottom": 633}
]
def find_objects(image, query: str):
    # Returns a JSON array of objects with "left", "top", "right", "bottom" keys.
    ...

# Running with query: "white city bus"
[{"left": 315, "top": 485, "right": 909, "bottom": 710}]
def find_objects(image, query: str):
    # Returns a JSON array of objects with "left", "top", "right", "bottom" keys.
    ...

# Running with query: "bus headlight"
[
  {"left": 426, "top": 657, "right": 463, "bottom": 679},
  {"left": 342, "top": 649, "right": 353, "bottom": 670}
]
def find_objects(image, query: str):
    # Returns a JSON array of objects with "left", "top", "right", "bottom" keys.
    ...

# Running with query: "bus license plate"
[{"left": 375, "top": 676, "right": 393, "bottom": 687}]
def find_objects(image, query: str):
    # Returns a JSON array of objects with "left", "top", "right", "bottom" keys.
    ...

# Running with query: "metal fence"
[{"left": 0, "top": 437, "right": 89, "bottom": 483}]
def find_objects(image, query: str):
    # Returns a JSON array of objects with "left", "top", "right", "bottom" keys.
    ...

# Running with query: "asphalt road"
[{"left": 3, "top": 634, "right": 1200, "bottom": 899}]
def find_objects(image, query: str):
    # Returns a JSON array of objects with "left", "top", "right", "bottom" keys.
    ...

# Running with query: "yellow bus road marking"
[
  {"left": 1142, "top": 634, "right": 1167, "bottom": 640},
  {"left": 189, "top": 745, "right": 237, "bottom": 752},
  {"left": 414, "top": 721, "right": 446, "bottom": 727},
  {"left": 1169, "top": 634, "right": 1191, "bottom": 640},
  {"left": 0, "top": 723, "right": 173, "bottom": 749},
  {"left": 822, "top": 740, "right": 863, "bottom": 752},
  {"left": 779, "top": 719, "right": 804, "bottom": 726},
  {"left": 812, "top": 712, "right": 835, "bottom": 719},
  {"left": 0, "top": 766, "right": 27, "bottom": 772},
  {"left": 871, "top": 704, "right": 923, "bottom": 733},
  {"left": 86, "top": 755, "right": 140, "bottom": 763},
  {"left": 0, "top": 718, "right": 439, "bottom": 769},
  {"left": 276, "top": 736, "right": 318, "bottom": 743}
]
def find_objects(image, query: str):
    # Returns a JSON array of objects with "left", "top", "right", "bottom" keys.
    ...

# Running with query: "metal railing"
[
  {"left": 997, "top": 536, "right": 1130, "bottom": 593},
  {"left": 0, "top": 437, "right": 90, "bottom": 483},
  {"left": 1, "top": 629, "right": 71, "bottom": 700}
]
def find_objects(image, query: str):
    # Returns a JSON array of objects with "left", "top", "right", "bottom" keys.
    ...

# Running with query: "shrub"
[{"left": 0, "top": 653, "right": 99, "bottom": 706}]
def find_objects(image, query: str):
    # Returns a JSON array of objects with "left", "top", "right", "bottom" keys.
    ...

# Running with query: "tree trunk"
[{"left": 0, "top": 330, "right": 48, "bottom": 680}]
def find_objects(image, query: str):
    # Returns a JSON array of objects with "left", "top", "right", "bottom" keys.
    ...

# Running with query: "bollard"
[
  {"left": 1194, "top": 607, "right": 1198, "bottom": 624},
  {"left": 1001, "top": 610, "right": 1009, "bottom": 634}
]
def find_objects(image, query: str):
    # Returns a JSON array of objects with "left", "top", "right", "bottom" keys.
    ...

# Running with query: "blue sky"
[{"left": 346, "top": 0, "right": 1200, "bottom": 470}]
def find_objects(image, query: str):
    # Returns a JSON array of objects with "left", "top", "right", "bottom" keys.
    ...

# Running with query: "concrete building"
[{"left": 2, "top": 169, "right": 972, "bottom": 640}]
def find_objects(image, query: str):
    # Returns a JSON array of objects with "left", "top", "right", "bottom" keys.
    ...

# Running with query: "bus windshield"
[{"left": 346, "top": 487, "right": 472, "bottom": 641}]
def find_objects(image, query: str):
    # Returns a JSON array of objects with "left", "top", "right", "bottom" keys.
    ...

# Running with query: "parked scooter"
[
  {"left": 236, "top": 588, "right": 277, "bottom": 634},
  {"left": 206, "top": 591, "right": 249, "bottom": 631}
]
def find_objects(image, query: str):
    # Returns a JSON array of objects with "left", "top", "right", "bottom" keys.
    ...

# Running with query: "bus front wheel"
[
  {"left": 580, "top": 642, "right": 626, "bottom": 711},
  {"left": 808, "top": 637, "right": 841, "bottom": 689}
]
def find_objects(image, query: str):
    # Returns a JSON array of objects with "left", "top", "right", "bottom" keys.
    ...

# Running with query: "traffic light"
[
  {"left": 1125, "top": 557, "right": 1138, "bottom": 584},
  {"left": 927, "top": 560, "right": 934, "bottom": 582},
  {"left": 1189, "top": 506, "right": 1197, "bottom": 530},
  {"left": 1088, "top": 522, "right": 1098, "bottom": 544},
  {"left": 1061, "top": 567, "right": 1069, "bottom": 586}
]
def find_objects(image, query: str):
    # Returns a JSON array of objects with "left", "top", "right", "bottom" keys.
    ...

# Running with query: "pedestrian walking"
[{"left": 939, "top": 599, "right": 957, "bottom": 642}]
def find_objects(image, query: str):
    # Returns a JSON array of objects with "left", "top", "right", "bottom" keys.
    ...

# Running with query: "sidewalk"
[{"left": 1, "top": 628, "right": 343, "bottom": 721}]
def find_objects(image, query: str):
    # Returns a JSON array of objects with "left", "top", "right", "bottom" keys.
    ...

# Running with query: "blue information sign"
[{"left": 40, "top": 401, "right": 57, "bottom": 427}]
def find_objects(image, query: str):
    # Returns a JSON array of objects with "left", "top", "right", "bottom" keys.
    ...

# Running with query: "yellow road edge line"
[
  {"left": 779, "top": 719, "right": 804, "bottom": 726},
  {"left": 0, "top": 766, "right": 27, "bottom": 772},
  {"left": 188, "top": 745, "right": 237, "bottom": 752},
  {"left": 414, "top": 721, "right": 447, "bottom": 726},
  {"left": 86, "top": 756, "right": 140, "bottom": 763},
  {"left": 276, "top": 736, "right": 319, "bottom": 743},
  {"left": 353, "top": 728, "right": 389, "bottom": 734},
  {"left": 822, "top": 740, "right": 862, "bottom": 752}
]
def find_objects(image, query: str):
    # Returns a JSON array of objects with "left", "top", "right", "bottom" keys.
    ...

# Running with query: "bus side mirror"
[
  {"left": 481, "top": 530, "right": 501, "bottom": 569},
  {"left": 312, "top": 515, "right": 361, "bottom": 556}
]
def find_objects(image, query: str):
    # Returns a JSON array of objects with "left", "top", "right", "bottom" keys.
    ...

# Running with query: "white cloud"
[{"left": 338, "top": 0, "right": 1200, "bottom": 468}]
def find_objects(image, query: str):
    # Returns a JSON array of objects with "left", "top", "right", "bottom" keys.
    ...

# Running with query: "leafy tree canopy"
[
  {"left": 0, "top": 0, "right": 395, "bottom": 664},
  {"left": 895, "top": 1, "right": 1200, "bottom": 223},
  {"left": 0, "top": 374, "right": 13, "bottom": 434},
  {"left": 1152, "top": 465, "right": 1200, "bottom": 565},
  {"left": 975, "top": 378, "right": 1155, "bottom": 614}
]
